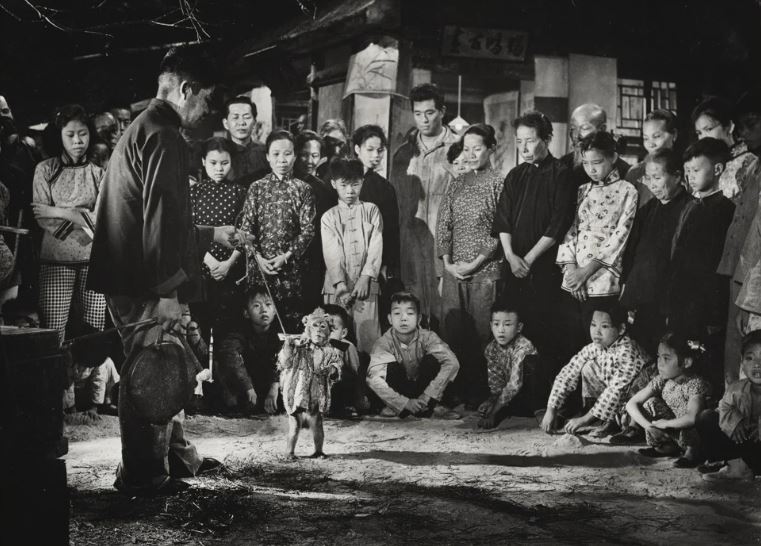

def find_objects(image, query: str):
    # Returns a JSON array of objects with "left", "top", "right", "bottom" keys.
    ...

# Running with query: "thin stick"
[
  {"left": 63, "top": 318, "right": 158, "bottom": 344},
  {"left": 208, "top": 327, "right": 214, "bottom": 382}
]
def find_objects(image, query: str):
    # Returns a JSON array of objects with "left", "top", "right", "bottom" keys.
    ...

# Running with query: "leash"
[{"left": 233, "top": 226, "right": 290, "bottom": 338}]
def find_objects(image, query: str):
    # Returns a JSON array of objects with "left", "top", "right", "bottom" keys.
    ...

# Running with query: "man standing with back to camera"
[{"left": 88, "top": 47, "right": 237, "bottom": 496}]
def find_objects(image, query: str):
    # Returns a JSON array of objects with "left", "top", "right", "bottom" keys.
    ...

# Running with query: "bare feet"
[{"left": 309, "top": 451, "right": 327, "bottom": 459}]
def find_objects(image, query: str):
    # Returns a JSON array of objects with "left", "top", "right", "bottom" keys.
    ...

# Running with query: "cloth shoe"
[
  {"left": 609, "top": 426, "right": 645, "bottom": 445},
  {"left": 196, "top": 457, "right": 224, "bottom": 476},
  {"left": 702, "top": 458, "right": 754, "bottom": 481},
  {"left": 697, "top": 461, "right": 725, "bottom": 474},
  {"left": 638, "top": 447, "right": 678, "bottom": 458}
]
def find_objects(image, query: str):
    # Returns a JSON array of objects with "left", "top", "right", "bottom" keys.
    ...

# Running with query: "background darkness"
[{"left": 1, "top": 0, "right": 760, "bottom": 127}]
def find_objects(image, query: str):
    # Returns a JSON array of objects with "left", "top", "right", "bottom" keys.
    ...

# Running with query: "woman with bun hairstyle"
[{"left": 436, "top": 123, "right": 504, "bottom": 407}]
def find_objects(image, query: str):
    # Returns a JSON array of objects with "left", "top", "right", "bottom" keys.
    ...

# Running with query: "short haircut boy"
[
  {"left": 512, "top": 110, "right": 553, "bottom": 141},
  {"left": 322, "top": 303, "right": 351, "bottom": 331},
  {"left": 327, "top": 156, "right": 364, "bottom": 182},
  {"left": 741, "top": 329, "right": 761, "bottom": 354},
  {"left": 224, "top": 96, "right": 257, "bottom": 119},
  {"left": 409, "top": 83, "right": 445, "bottom": 111},
  {"left": 246, "top": 284, "right": 271, "bottom": 302},
  {"left": 351, "top": 124, "right": 388, "bottom": 149},
  {"left": 490, "top": 300, "right": 521, "bottom": 321},
  {"left": 579, "top": 131, "right": 617, "bottom": 157},
  {"left": 682, "top": 137, "right": 731, "bottom": 166},
  {"left": 389, "top": 291, "right": 421, "bottom": 315}
]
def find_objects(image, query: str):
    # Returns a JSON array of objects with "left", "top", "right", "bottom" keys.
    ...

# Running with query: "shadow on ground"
[
  {"left": 336, "top": 449, "right": 657, "bottom": 468},
  {"left": 69, "top": 462, "right": 759, "bottom": 546}
]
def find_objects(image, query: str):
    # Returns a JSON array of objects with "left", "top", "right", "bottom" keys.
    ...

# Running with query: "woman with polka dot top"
[{"left": 189, "top": 137, "right": 246, "bottom": 339}]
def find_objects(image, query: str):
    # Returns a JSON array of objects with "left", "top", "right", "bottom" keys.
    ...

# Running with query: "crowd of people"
[{"left": 2, "top": 47, "right": 761, "bottom": 495}]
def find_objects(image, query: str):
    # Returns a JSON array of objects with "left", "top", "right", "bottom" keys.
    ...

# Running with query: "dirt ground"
[{"left": 66, "top": 411, "right": 761, "bottom": 545}]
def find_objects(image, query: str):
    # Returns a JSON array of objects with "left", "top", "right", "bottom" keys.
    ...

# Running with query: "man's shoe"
[
  {"left": 116, "top": 476, "right": 191, "bottom": 497},
  {"left": 196, "top": 457, "right": 224, "bottom": 476},
  {"left": 703, "top": 458, "right": 754, "bottom": 481},
  {"left": 697, "top": 461, "right": 725, "bottom": 474},
  {"left": 637, "top": 447, "right": 675, "bottom": 458}
]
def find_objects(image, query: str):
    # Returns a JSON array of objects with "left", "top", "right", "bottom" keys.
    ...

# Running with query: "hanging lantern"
[{"left": 448, "top": 75, "right": 469, "bottom": 134}]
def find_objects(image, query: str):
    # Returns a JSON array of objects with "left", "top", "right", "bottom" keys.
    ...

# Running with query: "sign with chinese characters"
[{"left": 441, "top": 26, "right": 528, "bottom": 62}]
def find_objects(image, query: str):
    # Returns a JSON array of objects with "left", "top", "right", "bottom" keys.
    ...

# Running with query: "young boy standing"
[
  {"left": 321, "top": 157, "right": 383, "bottom": 353},
  {"left": 366, "top": 292, "right": 460, "bottom": 418},
  {"left": 477, "top": 303, "right": 549, "bottom": 429},
  {"left": 668, "top": 138, "right": 735, "bottom": 392}
]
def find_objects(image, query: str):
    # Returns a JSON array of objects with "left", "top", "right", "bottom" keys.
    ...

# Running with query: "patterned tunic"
[
  {"left": 548, "top": 335, "right": 651, "bottom": 421},
  {"left": 239, "top": 172, "right": 316, "bottom": 305},
  {"left": 717, "top": 150, "right": 760, "bottom": 278},
  {"left": 484, "top": 334, "right": 537, "bottom": 406},
  {"left": 647, "top": 374, "right": 711, "bottom": 418},
  {"left": 189, "top": 178, "right": 246, "bottom": 269},
  {"left": 719, "top": 141, "right": 758, "bottom": 200},
  {"left": 557, "top": 169, "right": 638, "bottom": 296},
  {"left": 277, "top": 341, "right": 343, "bottom": 414},
  {"left": 32, "top": 156, "right": 102, "bottom": 264},
  {"left": 642, "top": 374, "right": 711, "bottom": 449},
  {"left": 436, "top": 167, "right": 504, "bottom": 280}
]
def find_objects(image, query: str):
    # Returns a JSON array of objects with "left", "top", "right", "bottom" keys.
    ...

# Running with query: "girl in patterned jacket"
[
  {"left": 540, "top": 302, "right": 652, "bottom": 437},
  {"left": 623, "top": 332, "right": 711, "bottom": 467},
  {"left": 557, "top": 132, "right": 638, "bottom": 355}
]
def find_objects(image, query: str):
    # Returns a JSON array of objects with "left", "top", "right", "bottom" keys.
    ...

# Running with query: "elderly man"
[
  {"left": 561, "top": 103, "right": 630, "bottom": 191},
  {"left": 88, "top": 48, "right": 237, "bottom": 496},
  {"left": 391, "top": 83, "right": 459, "bottom": 329}
]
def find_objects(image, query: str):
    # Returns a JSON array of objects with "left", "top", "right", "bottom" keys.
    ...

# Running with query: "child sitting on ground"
[
  {"left": 215, "top": 285, "right": 283, "bottom": 414},
  {"left": 323, "top": 303, "right": 370, "bottom": 416},
  {"left": 477, "top": 302, "right": 549, "bottom": 429},
  {"left": 321, "top": 157, "right": 383, "bottom": 354},
  {"left": 695, "top": 330, "right": 761, "bottom": 480},
  {"left": 540, "top": 303, "right": 652, "bottom": 437},
  {"left": 278, "top": 307, "right": 343, "bottom": 459},
  {"left": 366, "top": 292, "right": 460, "bottom": 419},
  {"left": 621, "top": 332, "right": 711, "bottom": 467}
]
